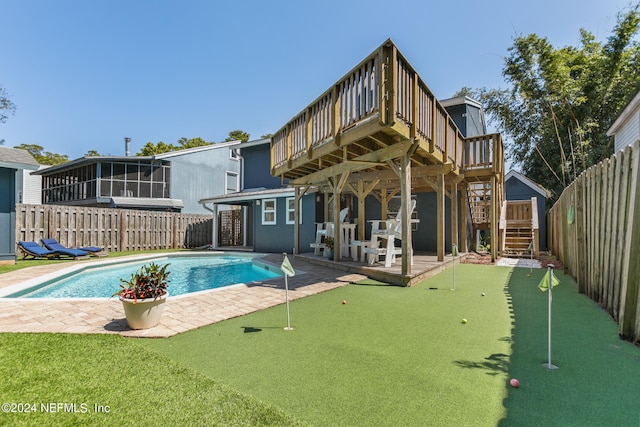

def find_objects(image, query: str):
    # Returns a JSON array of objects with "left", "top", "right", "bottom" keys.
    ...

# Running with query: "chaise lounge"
[
  {"left": 40, "top": 238, "right": 92, "bottom": 260},
  {"left": 41, "top": 238, "right": 108, "bottom": 258},
  {"left": 17, "top": 241, "right": 60, "bottom": 260}
]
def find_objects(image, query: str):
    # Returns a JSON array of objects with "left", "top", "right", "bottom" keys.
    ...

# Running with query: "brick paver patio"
[{"left": 0, "top": 253, "right": 365, "bottom": 338}]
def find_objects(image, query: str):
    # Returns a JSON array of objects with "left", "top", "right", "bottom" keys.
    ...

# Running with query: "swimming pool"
[{"left": 3, "top": 253, "right": 283, "bottom": 299}]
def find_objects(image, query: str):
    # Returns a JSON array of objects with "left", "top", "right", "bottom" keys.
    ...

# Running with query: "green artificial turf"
[
  {"left": 142, "top": 264, "right": 515, "bottom": 426},
  {"left": 0, "top": 333, "right": 305, "bottom": 426},
  {"left": 2, "top": 264, "right": 639, "bottom": 426},
  {"left": 500, "top": 267, "right": 640, "bottom": 426}
]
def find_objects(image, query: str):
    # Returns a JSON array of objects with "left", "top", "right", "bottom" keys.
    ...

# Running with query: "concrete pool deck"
[{"left": 0, "top": 253, "right": 366, "bottom": 338}]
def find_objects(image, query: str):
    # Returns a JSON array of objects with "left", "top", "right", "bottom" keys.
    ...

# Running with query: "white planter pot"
[{"left": 119, "top": 293, "right": 168, "bottom": 330}]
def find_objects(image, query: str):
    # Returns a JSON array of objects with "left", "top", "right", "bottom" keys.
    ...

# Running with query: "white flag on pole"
[{"left": 281, "top": 255, "right": 296, "bottom": 277}]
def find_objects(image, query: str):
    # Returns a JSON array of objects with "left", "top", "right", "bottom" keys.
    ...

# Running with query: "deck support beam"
[
  {"left": 451, "top": 181, "right": 458, "bottom": 256},
  {"left": 400, "top": 153, "right": 412, "bottom": 276},
  {"left": 293, "top": 186, "right": 309, "bottom": 255},
  {"left": 491, "top": 175, "right": 498, "bottom": 262},
  {"left": 437, "top": 173, "right": 445, "bottom": 261},
  {"left": 460, "top": 182, "right": 468, "bottom": 252}
]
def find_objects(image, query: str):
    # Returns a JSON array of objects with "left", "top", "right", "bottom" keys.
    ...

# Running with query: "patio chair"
[
  {"left": 40, "top": 238, "right": 91, "bottom": 260},
  {"left": 41, "top": 238, "right": 108, "bottom": 257},
  {"left": 17, "top": 241, "right": 60, "bottom": 260},
  {"left": 364, "top": 199, "right": 417, "bottom": 268},
  {"left": 310, "top": 208, "right": 349, "bottom": 256}
]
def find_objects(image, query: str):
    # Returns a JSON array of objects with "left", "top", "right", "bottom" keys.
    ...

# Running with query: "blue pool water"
[{"left": 9, "top": 254, "right": 282, "bottom": 298}]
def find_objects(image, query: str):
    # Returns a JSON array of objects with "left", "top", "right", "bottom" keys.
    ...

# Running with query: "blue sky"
[{"left": 0, "top": 0, "right": 635, "bottom": 159}]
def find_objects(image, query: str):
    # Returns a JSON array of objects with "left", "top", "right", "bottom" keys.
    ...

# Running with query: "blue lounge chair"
[
  {"left": 41, "top": 238, "right": 91, "bottom": 260},
  {"left": 17, "top": 241, "right": 59, "bottom": 259}
]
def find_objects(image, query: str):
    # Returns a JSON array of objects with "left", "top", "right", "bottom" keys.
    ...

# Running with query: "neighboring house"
[
  {"left": 199, "top": 138, "right": 318, "bottom": 253},
  {"left": 505, "top": 170, "right": 549, "bottom": 251},
  {"left": 32, "top": 142, "right": 242, "bottom": 214},
  {"left": 607, "top": 89, "right": 640, "bottom": 153},
  {"left": 0, "top": 146, "right": 39, "bottom": 264},
  {"left": 16, "top": 165, "right": 47, "bottom": 204}
]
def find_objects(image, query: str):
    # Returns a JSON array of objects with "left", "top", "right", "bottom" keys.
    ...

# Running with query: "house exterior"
[
  {"left": 440, "top": 96, "right": 487, "bottom": 137},
  {"left": 201, "top": 95, "right": 489, "bottom": 256},
  {"left": 505, "top": 170, "right": 549, "bottom": 250},
  {"left": 0, "top": 146, "right": 39, "bottom": 264},
  {"left": 16, "top": 165, "right": 47, "bottom": 204},
  {"left": 607, "top": 89, "right": 640, "bottom": 152},
  {"left": 32, "top": 142, "right": 242, "bottom": 214},
  {"left": 199, "top": 138, "right": 318, "bottom": 253}
]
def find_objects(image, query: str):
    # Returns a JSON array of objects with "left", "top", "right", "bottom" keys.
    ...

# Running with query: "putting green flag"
[
  {"left": 567, "top": 204, "right": 575, "bottom": 225},
  {"left": 538, "top": 269, "right": 560, "bottom": 292},
  {"left": 452, "top": 244, "right": 458, "bottom": 257},
  {"left": 281, "top": 255, "right": 296, "bottom": 277}
]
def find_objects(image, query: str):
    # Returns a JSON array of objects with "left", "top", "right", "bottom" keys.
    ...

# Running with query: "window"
[
  {"left": 286, "top": 197, "right": 301, "bottom": 224},
  {"left": 226, "top": 172, "right": 239, "bottom": 194},
  {"left": 262, "top": 198, "right": 276, "bottom": 225},
  {"left": 230, "top": 148, "right": 240, "bottom": 160}
]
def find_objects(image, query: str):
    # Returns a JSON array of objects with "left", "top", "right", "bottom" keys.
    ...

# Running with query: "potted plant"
[
  {"left": 324, "top": 236, "right": 335, "bottom": 259},
  {"left": 113, "top": 262, "right": 170, "bottom": 330}
]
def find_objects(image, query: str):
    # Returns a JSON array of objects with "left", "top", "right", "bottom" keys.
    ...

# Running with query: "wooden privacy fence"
[
  {"left": 15, "top": 204, "right": 213, "bottom": 252},
  {"left": 548, "top": 140, "right": 640, "bottom": 344}
]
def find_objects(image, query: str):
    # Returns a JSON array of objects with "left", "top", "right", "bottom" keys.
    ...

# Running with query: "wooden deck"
[
  {"left": 295, "top": 252, "right": 462, "bottom": 287},
  {"left": 271, "top": 39, "right": 505, "bottom": 276}
]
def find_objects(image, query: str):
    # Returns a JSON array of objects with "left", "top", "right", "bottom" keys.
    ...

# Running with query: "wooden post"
[
  {"left": 619, "top": 141, "right": 640, "bottom": 341},
  {"left": 451, "top": 181, "right": 458, "bottom": 255},
  {"left": 491, "top": 175, "right": 498, "bottom": 262},
  {"left": 294, "top": 187, "right": 300, "bottom": 255},
  {"left": 460, "top": 182, "right": 467, "bottom": 253},
  {"left": 400, "top": 153, "right": 412, "bottom": 276},
  {"left": 437, "top": 173, "right": 445, "bottom": 261},
  {"left": 357, "top": 180, "right": 366, "bottom": 241},
  {"left": 333, "top": 178, "right": 342, "bottom": 262}
]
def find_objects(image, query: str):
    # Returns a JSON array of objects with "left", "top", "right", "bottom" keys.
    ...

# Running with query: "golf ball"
[
  {"left": 481, "top": 292, "right": 486, "bottom": 296},
  {"left": 342, "top": 300, "right": 347, "bottom": 305},
  {"left": 461, "top": 318, "right": 467, "bottom": 324},
  {"left": 510, "top": 378, "right": 520, "bottom": 388}
]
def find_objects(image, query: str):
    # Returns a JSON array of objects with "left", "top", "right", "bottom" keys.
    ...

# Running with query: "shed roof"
[
  {"left": 505, "top": 170, "right": 549, "bottom": 198},
  {"left": 0, "top": 146, "right": 39, "bottom": 170}
]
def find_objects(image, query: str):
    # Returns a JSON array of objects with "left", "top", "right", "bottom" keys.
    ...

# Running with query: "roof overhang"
[
  {"left": 505, "top": 170, "right": 549, "bottom": 198},
  {"left": 109, "top": 197, "right": 184, "bottom": 210},
  {"left": 607, "top": 90, "right": 640, "bottom": 136},
  {"left": 199, "top": 187, "right": 309, "bottom": 206}
]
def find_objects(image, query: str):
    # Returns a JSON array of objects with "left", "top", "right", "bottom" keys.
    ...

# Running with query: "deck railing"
[
  {"left": 271, "top": 40, "right": 476, "bottom": 175},
  {"left": 462, "top": 133, "right": 504, "bottom": 174}
]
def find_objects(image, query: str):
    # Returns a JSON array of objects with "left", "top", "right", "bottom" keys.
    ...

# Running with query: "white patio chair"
[{"left": 364, "top": 199, "right": 417, "bottom": 268}]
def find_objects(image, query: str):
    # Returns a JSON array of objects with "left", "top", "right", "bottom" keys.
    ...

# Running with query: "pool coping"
[
  {"left": 0, "top": 251, "right": 282, "bottom": 298},
  {"left": 0, "top": 252, "right": 366, "bottom": 338}
]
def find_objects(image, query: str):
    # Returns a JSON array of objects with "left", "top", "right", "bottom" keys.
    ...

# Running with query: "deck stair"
[
  {"left": 467, "top": 181, "right": 492, "bottom": 228},
  {"left": 499, "top": 198, "right": 539, "bottom": 258}
]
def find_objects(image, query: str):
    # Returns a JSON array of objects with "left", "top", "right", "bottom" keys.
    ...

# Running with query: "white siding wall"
[
  {"left": 16, "top": 167, "right": 44, "bottom": 204},
  {"left": 614, "top": 109, "right": 640, "bottom": 152}
]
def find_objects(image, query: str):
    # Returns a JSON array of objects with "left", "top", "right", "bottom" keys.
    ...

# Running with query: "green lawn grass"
[
  {"left": 2, "top": 264, "right": 639, "bottom": 426},
  {"left": 0, "top": 333, "right": 306, "bottom": 426}
]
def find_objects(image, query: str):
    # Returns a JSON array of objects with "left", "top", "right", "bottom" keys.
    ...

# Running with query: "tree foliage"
[
  {"left": 0, "top": 86, "right": 17, "bottom": 125},
  {"left": 459, "top": 3, "right": 640, "bottom": 202},
  {"left": 14, "top": 144, "right": 68, "bottom": 165},
  {"left": 224, "top": 130, "right": 250, "bottom": 143}
]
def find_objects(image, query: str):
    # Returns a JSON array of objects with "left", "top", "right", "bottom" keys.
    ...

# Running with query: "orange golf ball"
[{"left": 342, "top": 300, "right": 347, "bottom": 305}]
